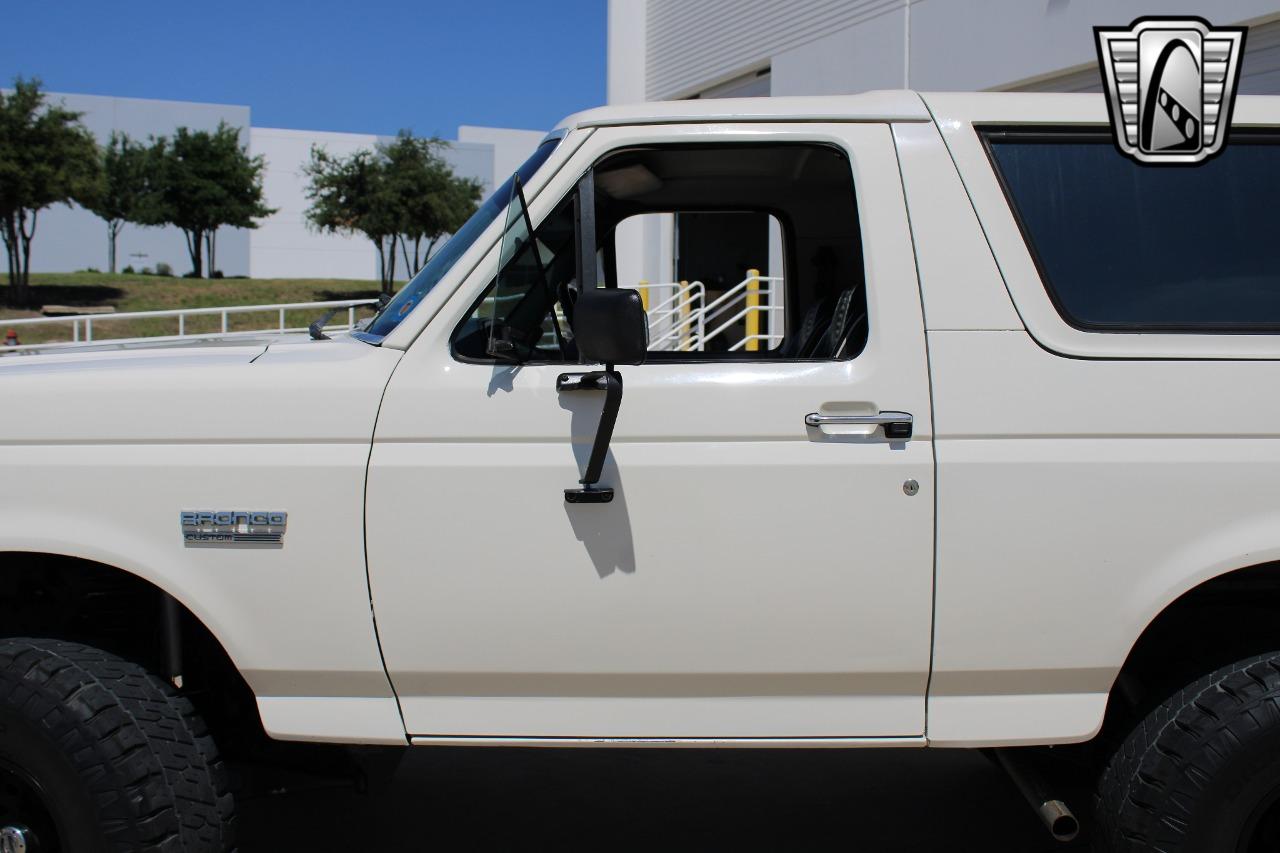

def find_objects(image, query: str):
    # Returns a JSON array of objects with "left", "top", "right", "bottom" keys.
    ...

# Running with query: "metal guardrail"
[
  {"left": 639, "top": 273, "right": 783, "bottom": 352},
  {"left": 2, "top": 275, "right": 783, "bottom": 357},
  {"left": 2, "top": 299, "right": 380, "bottom": 355},
  {"left": 517, "top": 276, "right": 781, "bottom": 354}
]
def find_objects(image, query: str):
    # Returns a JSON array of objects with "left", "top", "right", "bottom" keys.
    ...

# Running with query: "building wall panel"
[
  {"left": 772, "top": 6, "right": 907, "bottom": 97},
  {"left": 641, "top": 0, "right": 1280, "bottom": 101},
  {"left": 645, "top": 0, "right": 903, "bottom": 99},
  {"left": 911, "top": 0, "right": 1279, "bottom": 92},
  {"left": 248, "top": 128, "right": 380, "bottom": 281},
  {"left": 1240, "top": 18, "right": 1280, "bottom": 94}
]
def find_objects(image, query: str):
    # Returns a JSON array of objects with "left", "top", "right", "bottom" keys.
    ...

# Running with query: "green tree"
[
  {"left": 142, "top": 122, "right": 274, "bottom": 278},
  {"left": 83, "top": 132, "right": 149, "bottom": 274},
  {"left": 303, "top": 145, "right": 400, "bottom": 293},
  {"left": 379, "top": 131, "right": 483, "bottom": 277},
  {"left": 0, "top": 77, "right": 101, "bottom": 306},
  {"left": 304, "top": 132, "right": 483, "bottom": 294}
]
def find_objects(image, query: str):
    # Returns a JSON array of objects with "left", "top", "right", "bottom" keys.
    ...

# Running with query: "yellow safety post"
[
  {"left": 637, "top": 279, "right": 649, "bottom": 313},
  {"left": 745, "top": 268, "right": 760, "bottom": 352},
  {"left": 678, "top": 279, "right": 690, "bottom": 351}
]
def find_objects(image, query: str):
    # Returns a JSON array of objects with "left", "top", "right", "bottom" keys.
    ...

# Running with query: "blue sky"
[{"left": 1, "top": 0, "right": 607, "bottom": 137}]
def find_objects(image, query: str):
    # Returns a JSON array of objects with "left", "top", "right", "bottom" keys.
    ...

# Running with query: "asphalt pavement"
[{"left": 239, "top": 745, "right": 1091, "bottom": 851}]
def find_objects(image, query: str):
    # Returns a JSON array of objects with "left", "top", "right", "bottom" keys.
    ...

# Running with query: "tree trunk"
[
  {"left": 9, "top": 209, "right": 37, "bottom": 308},
  {"left": 20, "top": 233, "right": 31, "bottom": 298},
  {"left": 107, "top": 220, "right": 120, "bottom": 275},
  {"left": 204, "top": 230, "right": 218, "bottom": 276},
  {"left": 377, "top": 236, "right": 393, "bottom": 294},
  {"left": 384, "top": 236, "right": 397, "bottom": 294},
  {"left": 4, "top": 247, "right": 13, "bottom": 305},
  {"left": 2, "top": 217, "right": 15, "bottom": 282},
  {"left": 184, "top": 229, "right": 204, "bottom": 278},
  {"left": 399, "top": 235, "right": 412, "bottom": 278},
  {"left": 2, "top": 216, "right": 17, "bottom": 306}
]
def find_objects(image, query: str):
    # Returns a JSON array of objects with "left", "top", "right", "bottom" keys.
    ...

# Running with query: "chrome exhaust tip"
[
  {"left": 989, "top": 749, "right": 1081, "bottom": 845},
  {"left": 1038, "top": 798, "right": 1080, "bottom": 843}
]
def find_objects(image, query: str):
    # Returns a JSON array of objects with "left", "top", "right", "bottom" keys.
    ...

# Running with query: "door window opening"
[{"left": 453, "top": 142, "right": 867, "bottom": 363}]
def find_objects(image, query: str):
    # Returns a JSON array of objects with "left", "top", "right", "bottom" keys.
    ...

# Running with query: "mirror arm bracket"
[{"left": 559, "top": 365, "right": 621, "bottom": 504}]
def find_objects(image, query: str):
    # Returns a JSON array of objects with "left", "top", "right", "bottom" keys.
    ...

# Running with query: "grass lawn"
[{"left": 0, "top": 273, "right": 386, "bottom": 345}]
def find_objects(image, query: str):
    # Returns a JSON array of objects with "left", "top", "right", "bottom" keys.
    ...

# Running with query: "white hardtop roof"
[
  {"left": 922, "top": 91, "right": 1280, "bottom": 128},
  {"left": 557, "top": 91, "right": 1280, "bottom": 132},
  {"left": 556, "top": 90, "right": 932, "bottom": 129}
]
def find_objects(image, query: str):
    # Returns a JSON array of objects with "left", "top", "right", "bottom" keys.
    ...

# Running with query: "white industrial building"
[
  {"left": 247, "top": 124, "right": 542, "bottom": 279},
  {"left": 27, "top": 3, "right": 1280, "bottom": 285},
  {"left": 608, "top": 0, "right": 1280, "bottom": 102},
  {"left": 25, "top": 91, "right": 544, "bottom": 280},
  {"left": 605, "top": 0, "right": 1280, "bottom": 298}
]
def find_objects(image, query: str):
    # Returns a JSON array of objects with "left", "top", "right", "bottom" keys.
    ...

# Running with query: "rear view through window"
[{"left": 984, "top": 129, "right": 1280, "bottom": 331}]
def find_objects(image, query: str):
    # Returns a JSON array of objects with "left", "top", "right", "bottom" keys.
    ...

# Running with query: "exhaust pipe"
[
  {"left": 990, "top": 749, "right": 1080, "bottom": 843},
  {"left": 1035, "top": 798, "right": 1080, "bottom": 843}
]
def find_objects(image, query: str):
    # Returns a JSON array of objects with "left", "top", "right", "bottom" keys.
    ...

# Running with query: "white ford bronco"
[{"left": 2, "top": 90, "right": 1279, "bottom": 851}]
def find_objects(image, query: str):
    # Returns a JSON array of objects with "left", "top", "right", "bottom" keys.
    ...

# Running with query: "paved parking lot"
[{"left": 240, "top": 746, "right": 1090, "bottom": 851}]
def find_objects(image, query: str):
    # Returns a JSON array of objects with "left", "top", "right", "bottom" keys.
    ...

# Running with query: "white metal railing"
[
  {"left": 490, "top": 277, "right": 779, "bottom": 354},
  {"left": 2, "top": 275, "right": 786, "bottom": 357},
  {"left": 637, "top": 274, "right": 783, "bottom": 352},
  {"left": 634, "top": 281, "right": 706, "bottom": 350},
  {"left": 1, "top": 299, "right": 380, "bottom": 355}
]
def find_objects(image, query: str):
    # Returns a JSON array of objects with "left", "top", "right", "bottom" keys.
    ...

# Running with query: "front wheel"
[
  {"left": 1096, "top": 651, "right": 1280, "bottom": 852},
  {"left": 0, "top": 637, "right": 234, "bottom": 852}
]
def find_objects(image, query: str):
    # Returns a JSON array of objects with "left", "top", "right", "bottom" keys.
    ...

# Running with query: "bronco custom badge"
[
  {"left": 1095, "top": 17, "right": 1246, "bottom": 164},
  {"left": 180, "top": 511, "right": 287, "bottom": 548}
]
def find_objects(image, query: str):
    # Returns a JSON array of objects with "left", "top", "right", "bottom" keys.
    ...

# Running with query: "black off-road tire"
[
  {"left": 0, "top": 637, "right": 235, "bottom": 852},
  {"left": 1095, "top": 651, "right": 1280, "bottom": 852}
]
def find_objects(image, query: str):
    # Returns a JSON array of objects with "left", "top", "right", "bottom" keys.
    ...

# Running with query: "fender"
[
  {"left": 0, "top": 407, "right": 409, "bottom": 741},
  {"left": 0, "top": 518, "right": 405, "bottom": 745}
]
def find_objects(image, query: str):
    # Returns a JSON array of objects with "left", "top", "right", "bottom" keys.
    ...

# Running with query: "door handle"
[{"left": 804, "top": 411, "right": 913, "bottom": 439}]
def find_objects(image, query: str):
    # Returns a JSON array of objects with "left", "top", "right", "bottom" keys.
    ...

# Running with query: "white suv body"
[
  {"left": 5, "top": 90, "right": 1279, "bottom": 747},
  {"left": 2, "top": 89, "right": 1278, "bottom": 850}
]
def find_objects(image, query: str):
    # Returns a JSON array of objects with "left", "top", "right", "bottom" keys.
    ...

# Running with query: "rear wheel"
[
  {"left": 0, "top": 637, "right": 234, "bottom": 852},
  {"left": 1096, "top": 651, "right": 1280, "bottom": 852}
]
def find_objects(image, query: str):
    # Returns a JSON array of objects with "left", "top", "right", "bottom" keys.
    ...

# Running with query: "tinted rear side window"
[{"left": 984, "top": 129, "right": 1280, "bottom": 331}]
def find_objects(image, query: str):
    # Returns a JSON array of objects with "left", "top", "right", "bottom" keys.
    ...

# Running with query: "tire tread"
[
  {"left": 0, "top": 637, "right": 234, "bottom": 852},
  {"left": 1096, "top": 651, "right": 1280, "bottom": 852}
]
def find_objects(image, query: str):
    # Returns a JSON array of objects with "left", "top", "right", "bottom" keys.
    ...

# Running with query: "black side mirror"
[
  {"left": 554, "top": 171, "right": 648, "bottom": 504},
  {"left": 557, "top": 287, "right": 647, "bottom": 504},
  {"left": 571, "top": 287, "right": 648, "bottom": 366}
]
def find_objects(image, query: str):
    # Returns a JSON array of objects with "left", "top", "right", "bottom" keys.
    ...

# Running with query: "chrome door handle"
[{"left": 805, "top": 411, "right": 913, "bottom": 439}]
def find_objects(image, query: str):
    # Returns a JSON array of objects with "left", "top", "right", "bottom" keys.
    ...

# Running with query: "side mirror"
[
  {"left": 571, "top": 287, "right": 648, "bottom": 366},
  {"left": 555, "top": 171, "right": 647, "bottom": 504}
]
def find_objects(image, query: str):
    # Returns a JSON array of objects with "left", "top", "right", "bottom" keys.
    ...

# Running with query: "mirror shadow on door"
[{"left": 560, "top": 390, "right": 636, "bottom": 579}]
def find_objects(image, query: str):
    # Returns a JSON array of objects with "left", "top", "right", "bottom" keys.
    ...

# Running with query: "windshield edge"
[{"left": 353, "top": 129, "right": 570, "bottom": 346}]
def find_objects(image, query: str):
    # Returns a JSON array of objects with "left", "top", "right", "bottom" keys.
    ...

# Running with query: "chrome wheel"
[
  {"left": 0, "top": 761, "right": 56, "bottom": 853},
  {"left": 0, "top": 825, "right": 33, "bottom": 853}
]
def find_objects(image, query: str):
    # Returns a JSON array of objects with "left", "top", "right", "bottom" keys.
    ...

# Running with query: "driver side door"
[{"left": 366, "top": 122, "right": 935, "bottom": 742}]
